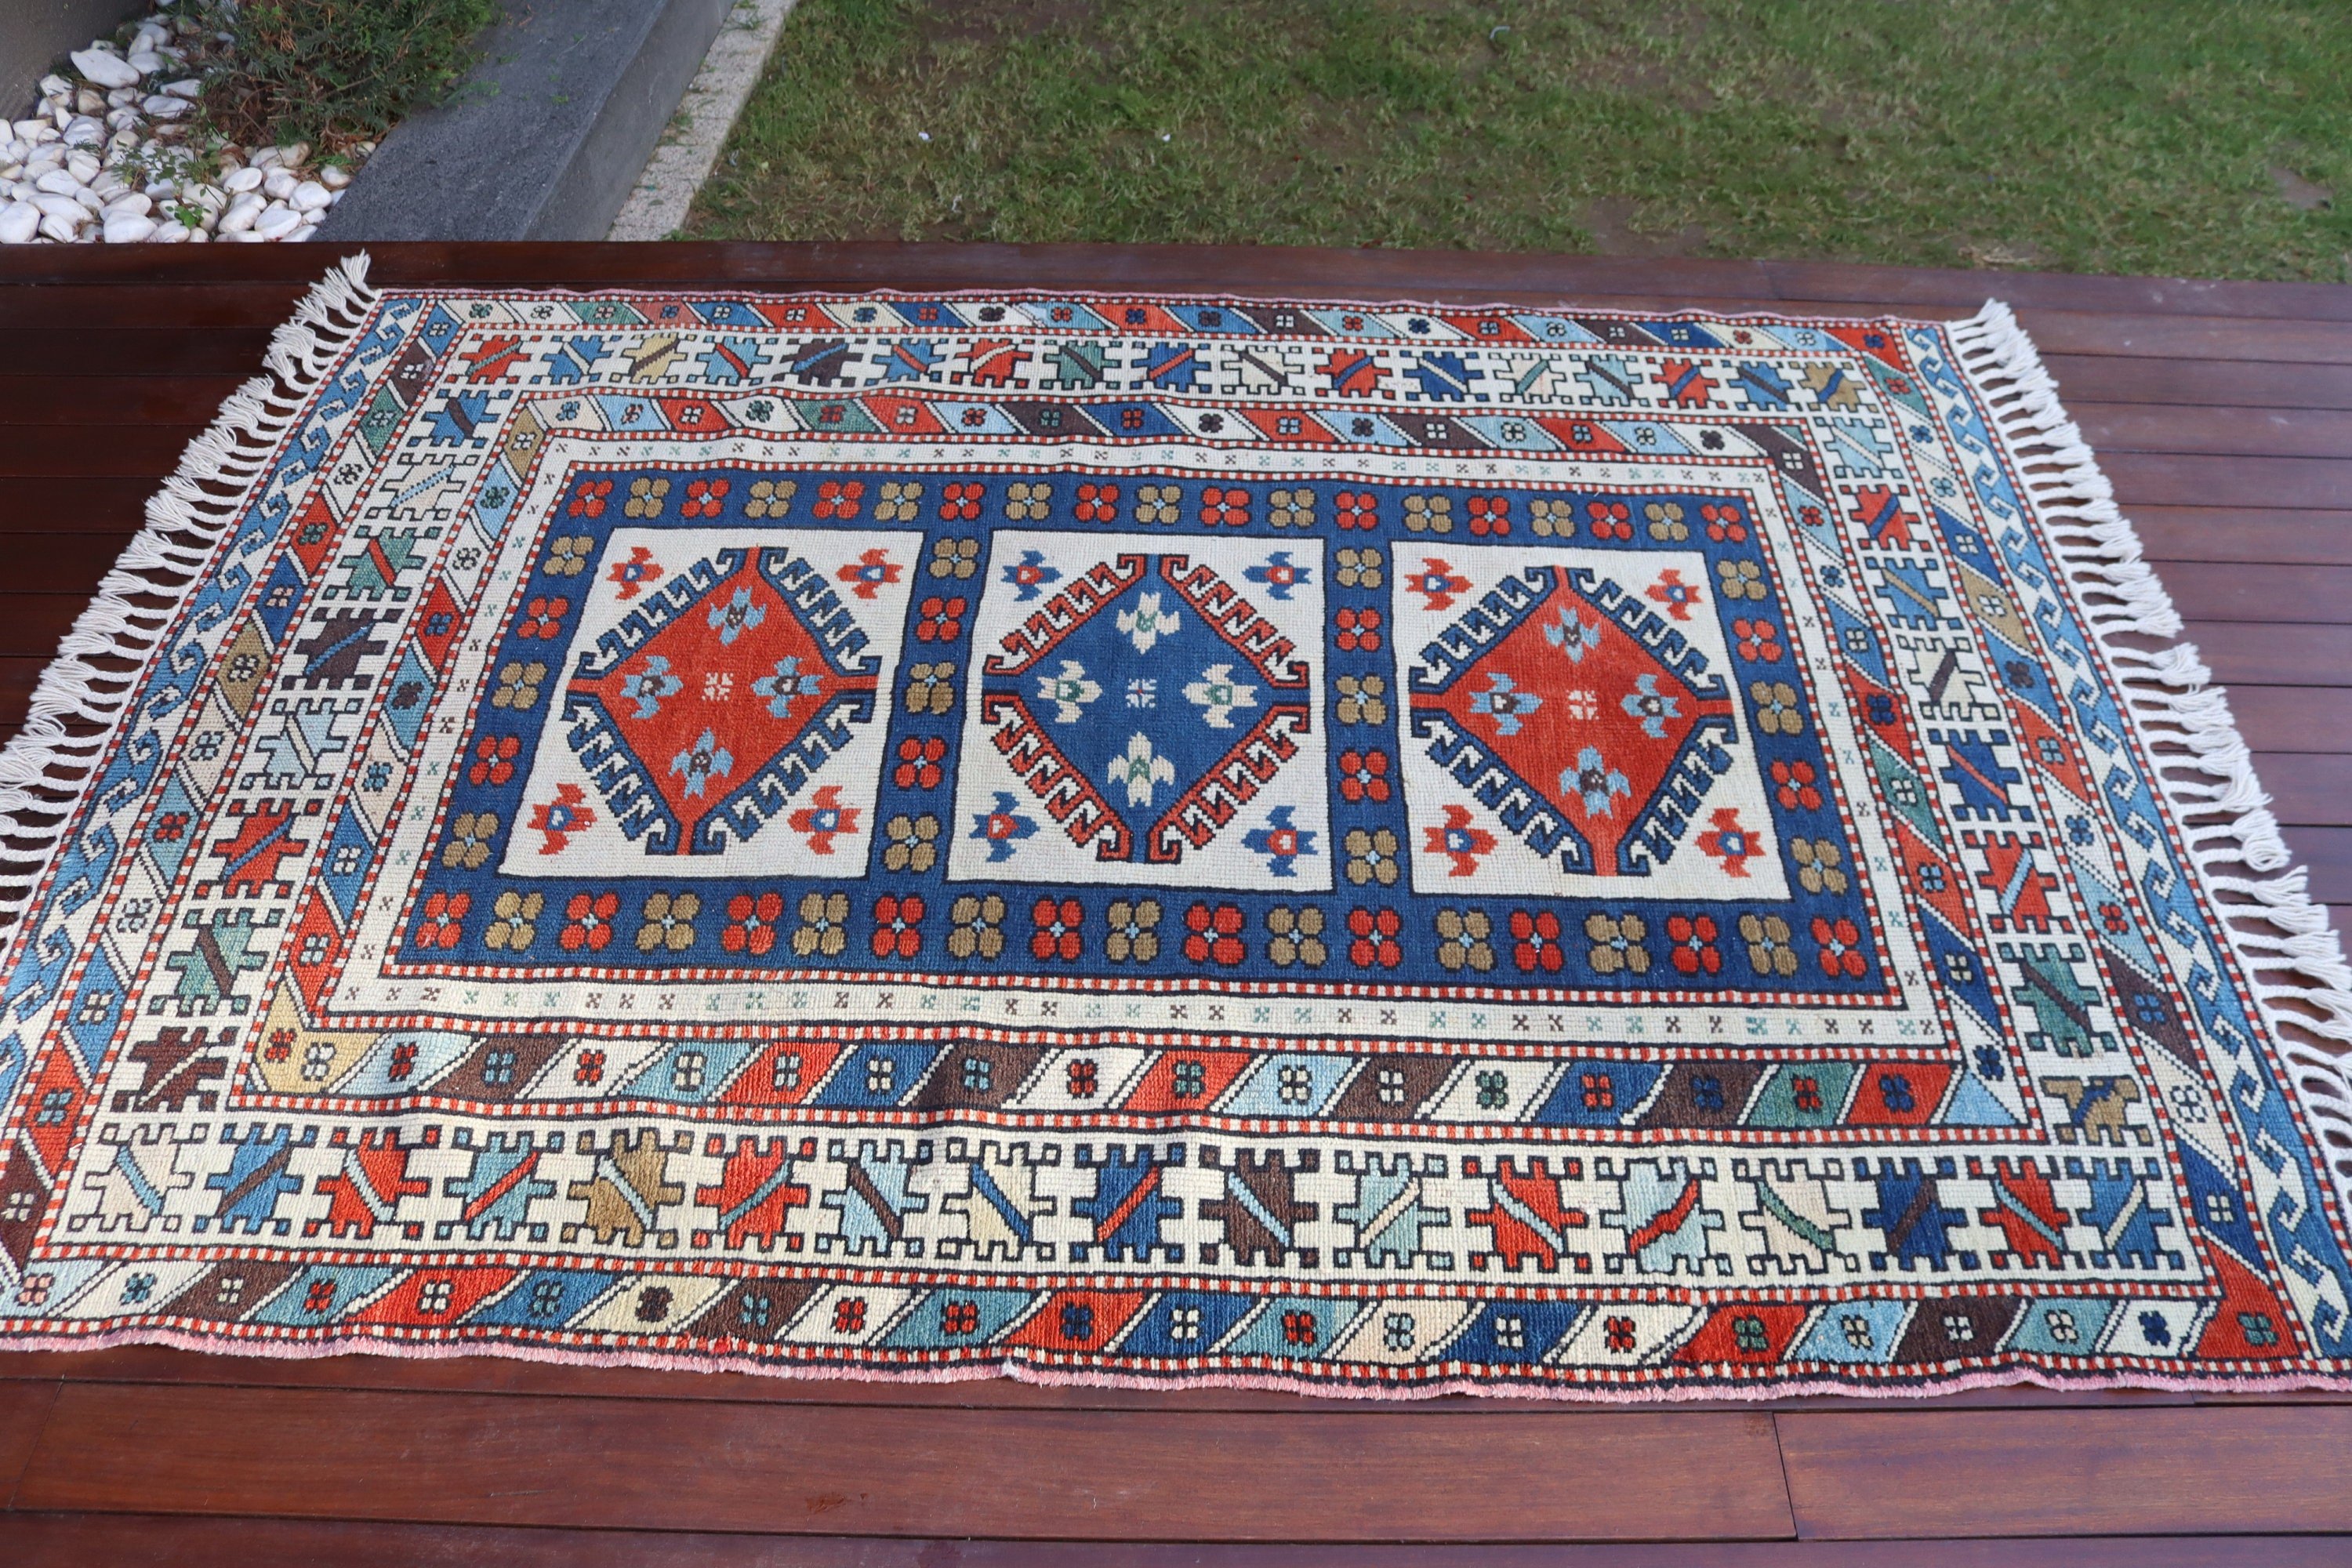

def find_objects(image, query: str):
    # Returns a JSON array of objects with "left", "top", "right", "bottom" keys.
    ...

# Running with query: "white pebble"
[
  {"left": 318, "top": 164, "right": 351, "bottom": 190},
  {"left": 38, "top": 210, "right": 80, "bottom": 241},
  {"left": 288, "top": 222, "right": 318, "bottom": 244},
  {"left": 70, "top": 49, "right": 143, "bottom": 90},
  {"left": 92, "top": 175, "right": 130, "bottom": 202},
  {"left": 34, "top": 169, "right": 83, "bottom": 196},
  {"left": 186, "top": 183, "right": 225, "bottom": 212},
  {"left": 128, "top": 52, "right": 169, "bottom": 78},
  {"left": 133, "top": 23, "right": 170, "bottom": 53},
  {"left": 150, "top": 220, "right": 190, "bottom": 243},
  {"left": 142, "top": 96, "right": 191, "bottom": 120},
  {"left": 278, "top": 141, "right": 310, "bottom": 166},
  {"left": 0, "top": 202, "right": 38, "bottom": 244},
  {"left": 249, "top": 147, "right": 281, "bottom": 169},
  {"left": 104, "top": 108, "right": 140, "bottom": 132},
  {"left": 217, "top": 191, "right": 263, "bottom": 232},
  {"left": 289, "top": 180, "right": 331, "bottom": 212},
  {"left": 103, "top": 192, "right": 151, "bottom": 219},
  {"left": 253, "top": 202, "right": 302, "bottom": 239},
  {"left": 76, "top": 88, "right": 107, "bottom": 116},
  {"left": 62, "top": 118, "right": 105, "bottom": 146},
  {"left": 263, "top": 168, "right": 296, "bottom": 200},
  {"left": 103, "top": 212, "right": 156, "bottom": 243},
  {"left": 223, "top": 165, "right": 263, "bottom": 194},
  {"left": 162, "top": 80, "right": 202, "bottom": 100},
  {"left": 106, "top": 86, "right": 137, "bottom": 108},
  {"left": 224, "top": 227, "right": 268, "bottom": 242},
  {"left": 30, "top": 191, "right": 83, "bottom": 219},
  {"left": 67, "top": 148, "right": 100, "bottom": 183},
  {"left": 38, "top": 74, "right": 71, "bottom": 100}
]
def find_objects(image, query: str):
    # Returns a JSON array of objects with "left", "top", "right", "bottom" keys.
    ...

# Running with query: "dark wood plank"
[
  {"left": 2009, "top": 310, "right": 2352, "bottom": 365},
  {"left": 2286, "top": 826, "right": 2352, "bottom": 904},
  {"left": 0, "top": 1378, "right": 59, "bottom": 1508},
  {"left": 2049, "top": 356, "right": 2352, "bottom": 412},
  {"left": 2170, "top": 565, "right": 2352, "bottom": 624},
  {"left": 5, "top": 330, "right": 273, "bottom": 378},
  {"left": 2187, "top": 624, "right": 2352, "bottom": 688},
  {"left": 0, "top": 600, "right": 107, "bottom": 659},
  {"left": 2254, "top": 754, "right": 2352, "bottom": 826},
  {"left": 1777, "top": 1405, "right": 2352, "bottom": 1538},
  {"left": 2073, "top": 404, "right": 2352, "bottom": 459},
  {"left": 1759, "top": 257, "right": 2352, "bottom": 325},
  {"left": 0, "top": 535, "right": 143, "bottom": 595},
  {"left": 4, "top": 242, "right": 2349, "bottom": 326},
  {"left": 0, "top": 425, "right": 205, "bottom": 479},
  {"left": 0, "top": 1514, "right": 2337, "bottom": 1568},
  {"left": 2131, "top": 510, "right": 2352, "bottom": 567},
  {"left": 2234, "top": 688, "right": 2352, "bottom": 753},
  {"left": 0, "top": 282, "right": 310, "bottom": 330},
  {"left": 2103, "top": 453, "right": 2350, "bottom": 512},
  {"left": 0, "top": 376, "right": 249, "bottom": 427},
  {"left": 0, "top": 481, "right": 151, "bottom": 538},
  {"left": 13, "top": 1382, "right": 1795, "bottom": 1542}
]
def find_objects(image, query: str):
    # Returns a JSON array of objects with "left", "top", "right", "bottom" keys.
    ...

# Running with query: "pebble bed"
[{"left": 1, "top": 2, "right": 373, "bottom": 245}]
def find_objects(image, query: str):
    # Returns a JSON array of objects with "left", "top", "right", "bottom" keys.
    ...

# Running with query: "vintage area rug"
[{"left": 1, "top": 260, "right": 2348, "bottom": 1399}]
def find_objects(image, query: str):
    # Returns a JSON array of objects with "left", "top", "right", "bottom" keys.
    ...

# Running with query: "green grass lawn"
[{"left": 684, "top": 0, "right": 2350, "bottom": 281}]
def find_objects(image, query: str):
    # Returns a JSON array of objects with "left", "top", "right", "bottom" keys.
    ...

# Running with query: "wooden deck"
[{"left": 0, "top": 242, "right": 2347, "bottom": 1564}]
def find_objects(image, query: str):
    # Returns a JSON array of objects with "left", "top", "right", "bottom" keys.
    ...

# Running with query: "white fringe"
[
  {"left": 0, "top": 254, "right": 381, "bottom": 960},
  {"left": 1948, "top": 299, "right": 2352, "bottom": 1218}
]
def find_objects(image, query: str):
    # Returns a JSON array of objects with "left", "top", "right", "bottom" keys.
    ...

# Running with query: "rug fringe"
[
  {"left": 0, "top": 253, "right": 381, "bottom": 963},
  {"left": 1948, "top": 299, "right": 2352, "bottom": 1214}
]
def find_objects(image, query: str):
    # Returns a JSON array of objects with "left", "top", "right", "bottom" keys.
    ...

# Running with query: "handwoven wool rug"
[{"left": 1, "top": 260, "right": 2347, "bottom": 1401}]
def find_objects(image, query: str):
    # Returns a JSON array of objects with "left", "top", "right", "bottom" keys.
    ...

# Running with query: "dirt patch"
[
  {"left": 1573, "top": 49, "right": 1719, "bottom": 114},
  {"left": 1578, "top": 195, "right": 1709, "bottom": 257},
  {"left": 1955, "top": 237, "right": 2050, "bottom": 269},
  {"left": 924, "top": 0, "right": 1102, "bottom": 47},
  {"left": 2270, "top": 165, "right": 2334, "bottom": 211}
]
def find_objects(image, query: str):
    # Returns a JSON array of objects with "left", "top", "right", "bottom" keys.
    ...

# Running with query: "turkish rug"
[{"left": 1, "top": 260, "right": 2348, "bottom": 1401}]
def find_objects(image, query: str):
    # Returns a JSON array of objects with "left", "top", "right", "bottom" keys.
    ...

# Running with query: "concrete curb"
[
  {"left": 608, "top": 0, "right": 796, "bottom": 241},
  {"left": 318, "top": 0, "right": 734, "bottom": 242}
]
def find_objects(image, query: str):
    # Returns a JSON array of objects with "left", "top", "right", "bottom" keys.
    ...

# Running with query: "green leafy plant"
[{"left": 190, "top": 0, "right": 496, "bottom": 149}]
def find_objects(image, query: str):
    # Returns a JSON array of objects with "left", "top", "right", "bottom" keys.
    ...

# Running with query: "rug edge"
[
  {"left": 1947, "top": 299, "right": 2352, "bottom": 1232},
  {"left": 0, "top": 255, "right": 385, "bottom": 969},
  {"left": 2, "top": 281, "right": 2347, "bottom": 1400}
]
